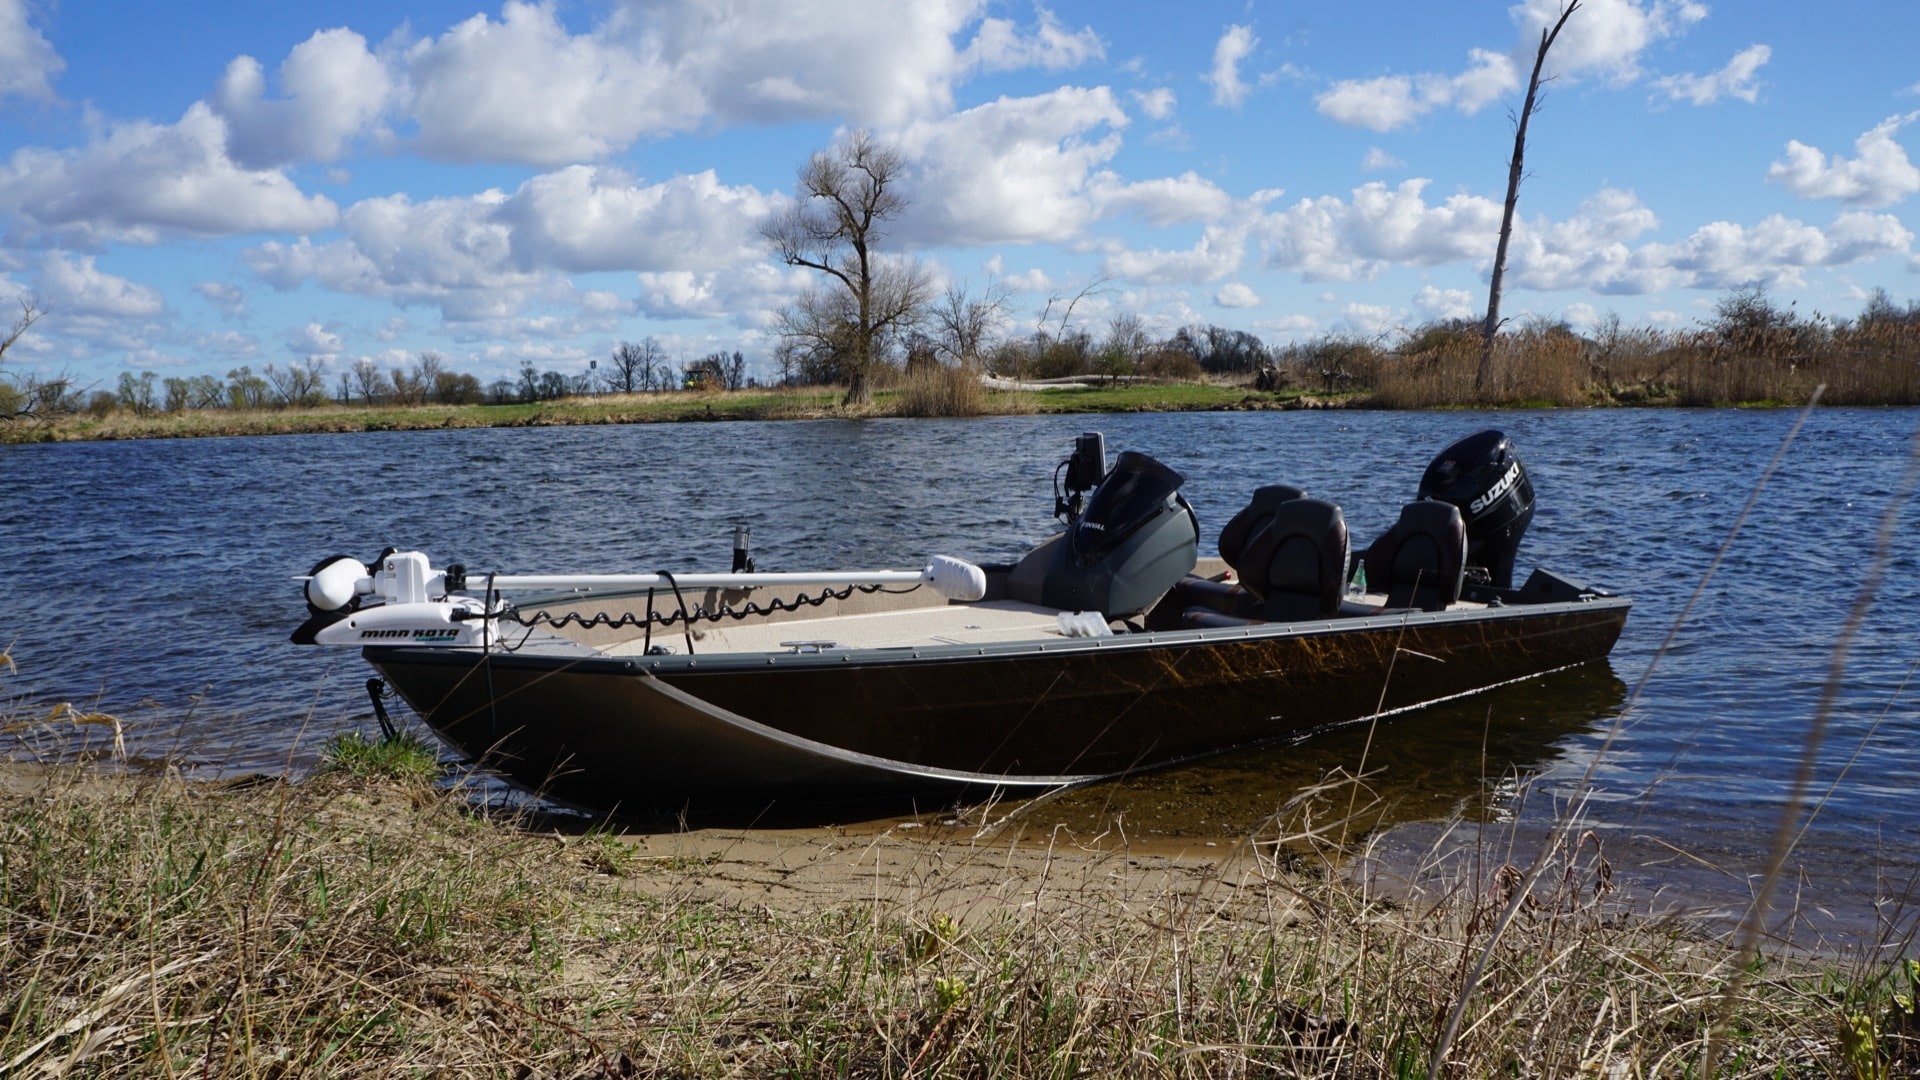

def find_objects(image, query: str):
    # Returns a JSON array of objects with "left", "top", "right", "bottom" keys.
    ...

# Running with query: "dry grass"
[
  {"left": 4, "top": 632, "right": 1917, "bottom": 1077},
  {"left": 891, "top": 363, "right": 993, "bottom": 418},
  {"left": 2, "top": 757, "right": 1914, "bottom": 1078},
  {"left": 1358, "top": 306, "right": 1920, "bottom": 409}
]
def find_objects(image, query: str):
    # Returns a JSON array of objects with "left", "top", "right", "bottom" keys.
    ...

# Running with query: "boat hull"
[{"left": 368, "top": 595, "right": 1628, "bottom": 817}]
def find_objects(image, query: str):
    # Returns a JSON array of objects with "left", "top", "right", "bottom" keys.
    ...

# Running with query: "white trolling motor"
[{"left": 291, "top": 549, "right": 990, "bottom": 647}]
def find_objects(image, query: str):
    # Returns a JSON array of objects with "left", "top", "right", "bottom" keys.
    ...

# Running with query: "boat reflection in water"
[{"left": 989, "top": 662, "right": 1629, "bottom": 847}]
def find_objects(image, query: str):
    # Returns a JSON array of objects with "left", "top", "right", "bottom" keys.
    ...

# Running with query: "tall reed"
[{"left": 891, "top": 362, "right": 991, "bottom": 418}]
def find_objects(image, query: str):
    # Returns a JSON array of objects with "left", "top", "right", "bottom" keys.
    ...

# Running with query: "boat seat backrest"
[
  {"left": 1231, "top": 498, "right": 1348, "bottom": 621},
  {"left": 1363, "top": 500, "right": 1466, "bottom": 612},
  {"left": 1216, "top": 484, "right": 1307, "bottom": 569}
]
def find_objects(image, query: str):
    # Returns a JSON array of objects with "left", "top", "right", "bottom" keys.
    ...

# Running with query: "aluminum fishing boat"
[{"left": 291, "top": 429, "right": 1629, "bottom": 817}]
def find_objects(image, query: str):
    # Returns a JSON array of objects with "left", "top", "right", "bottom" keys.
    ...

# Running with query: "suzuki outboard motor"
[
  {"left": 1034, "top": 450, "right": 1199, "bottom": 618},
  {"left": 1417, "top": 429, "right": 1533, "bottom": 589}
]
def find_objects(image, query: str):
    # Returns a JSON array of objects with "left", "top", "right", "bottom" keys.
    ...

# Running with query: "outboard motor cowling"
[
  {"left": 1417, "top": 429, "right": 1533, "bottom": 588},
  {"left": 1035, "top": 450, "right": 1199, "bottom": 618}
]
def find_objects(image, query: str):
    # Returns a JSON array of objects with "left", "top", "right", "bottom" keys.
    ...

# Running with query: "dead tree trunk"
[{"left": 1478, "top": 1, "right": 1579, "bottom": 394}]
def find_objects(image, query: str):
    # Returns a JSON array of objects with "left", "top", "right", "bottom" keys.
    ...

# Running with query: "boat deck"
[
  {"left": 590, "top": 591, "right": 1489, "bottom": 658},
  {"left": 602, "top": 599, "right": 1071, "bottom": 656}
]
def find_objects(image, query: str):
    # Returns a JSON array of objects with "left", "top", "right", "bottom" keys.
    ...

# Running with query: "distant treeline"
[
  {"left": 5, "top": 286, "right": 1919, "bottom": 423},
  {"left": 0, "top": 340, "right": 751, "bottom": 419},
  {"left": 928, "top": 285, "right": 1920, "bottom": 407}
]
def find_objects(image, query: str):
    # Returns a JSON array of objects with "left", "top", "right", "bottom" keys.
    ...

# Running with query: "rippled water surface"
[{"left": 5, "top": 409, "right": 1917, "bottom": 943}]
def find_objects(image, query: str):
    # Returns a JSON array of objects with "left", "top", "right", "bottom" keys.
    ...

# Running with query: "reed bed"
[
  {"left": 3, "top": 754, "right": 1913, "bottom": 1078},
  {"left": 889, "top": 362, "right": 1007, "bottom": 418},
  {"left": 1366, "top": 309, "right": 1920, "bottom": 410}
]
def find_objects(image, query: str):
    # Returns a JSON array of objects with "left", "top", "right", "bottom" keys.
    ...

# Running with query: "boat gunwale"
[{"left": 365, "top": 590, "right": 1631, "bottom": 676}]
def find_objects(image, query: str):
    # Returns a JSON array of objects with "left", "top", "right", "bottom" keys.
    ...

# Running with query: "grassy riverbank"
[
  {"left": 4, "top": 754, "right": 1915, "bottom": 1077},
  {"left": 0, "top": 381, "right": 1331, "bottom": 444}
]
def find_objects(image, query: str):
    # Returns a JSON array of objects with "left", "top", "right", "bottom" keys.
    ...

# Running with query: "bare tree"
[
  {"left": 264, "top": 357, "right": 329, "bottom": 407},
  {"left": 0, "top": 296, "right": 48, "bottom": 422},
  {"left": 1479, "top": 0, "right": 1580, "bottom": 393},
  {"left": 1098, "top": 313, "right": 1151, "bottom": 377},
  {"left": 351, "top": 358, "right": 391, "bottom": 404},
  {"left": 1035, "top": 276, "right": 1111, "bottom": 342},
  {"left": 414, "top": 351, "right": 448, "bottom": 403},
  {"left": 761, "top": 130, "right": 932, "bottom": 404},
  {"left": 608, "top": 338, "right": 667, "bottom": 393},
  {"left": 116, "top": 371, "right": 158, "bottom": 414},
  {"left": 929, "top": 280, "right": 1012, "bottom": 368},
  {"left": 0, "top": 295, "right": 43, "bottom": 364},
  {"left": 390, "top": 364, "right": 427, "bottom": 406},
  {"left": 187, "top": 375, "right": 225, "bottom": 409},
  {"left": 226, "top": 366, "right": 270, "bottom": 410}
]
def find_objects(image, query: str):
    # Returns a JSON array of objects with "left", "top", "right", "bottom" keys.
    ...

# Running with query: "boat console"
[{"left": 1007, "top": 444, "right": 1200, "bottom": 619}]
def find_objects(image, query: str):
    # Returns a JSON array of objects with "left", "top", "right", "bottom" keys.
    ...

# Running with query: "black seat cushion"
[
  {"left": 1231, "top": 498, "right": 1348, "bottom": 621},
  {"left": 1363, "top": 500, "right": 1466, "bottom": 612},
  {"left": 1144, "top": 574, "right": 1256, "bottom": 630},
  {"left": 1216, "top": 484, "right": 1307, "bottom": 569}
]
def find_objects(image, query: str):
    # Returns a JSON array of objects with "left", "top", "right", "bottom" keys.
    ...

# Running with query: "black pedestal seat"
[
  {"left": 1362, "top": 500, "right": 1467, "bottom": 612},
  {"left": 1169, "top": 498, "right": 1348, "bottom": 628},
  {"left": 1147, "top": 484, "right": 1313, "bottom": 628}
]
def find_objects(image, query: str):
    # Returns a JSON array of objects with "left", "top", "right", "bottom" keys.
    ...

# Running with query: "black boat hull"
[{"left": 368, "top": 595, "right": 1628, "bottom": 816}]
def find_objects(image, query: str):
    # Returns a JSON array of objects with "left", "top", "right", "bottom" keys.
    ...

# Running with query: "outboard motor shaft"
[{"left": 1418, "top": 430, "right": 1534, "bottom": 588}]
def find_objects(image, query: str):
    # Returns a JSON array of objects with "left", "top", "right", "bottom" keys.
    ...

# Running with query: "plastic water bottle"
[{"left": 1348, "top": 562, "right": 1367, "bottom": 598}]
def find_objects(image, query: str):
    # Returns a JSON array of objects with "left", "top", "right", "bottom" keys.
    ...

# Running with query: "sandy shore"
[{"left": 0, "top": 758, "right": 1305, "bottom": 922}]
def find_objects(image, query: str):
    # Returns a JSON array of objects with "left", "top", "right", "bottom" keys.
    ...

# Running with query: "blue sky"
[{"left": 2, "top": 0, "right": 1917, "bottom": 389}]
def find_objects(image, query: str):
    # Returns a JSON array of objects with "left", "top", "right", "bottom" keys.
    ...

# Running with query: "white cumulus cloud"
[
  {"left": 497, "top": 166, "right": 776, "bottom": 273},
  {"left": 1131, "top": 87, "right": 1177, "bottom": 120},
  {"left": 1214, "top": 282, "right": 1260, "bottom": 308},
  {"left": 0, "top": 0, "right": 63, "bottom": 101},
  {"left": 398, "top": 0, "right": 1102, "bottom": 166},
  {"left": 1508, "top": 206, "right": 1912, "bottom": 295},
  {"left": 1103, "top": 221, "right": 1250, "bottom": 284},
  {"left": 0, "top": 104, "right": 339, "bottom": 245},
  {"left": 1767, "top": 113, "right": 1920, "bottom": 208},
  {"left": 194, "top": 281, "right": 249, "bottom": 319},
  {"left": 1090, "top": 171, "right": 1233, "bottom": 227},
  {"left": 404, "top": 2, "right": 691, "bottom": 166},
  {"left": 1362, "top": 147, "right": 1405, "bottom": 172},
  {"left": 39, "top": 252, "right": 165, "bottom": 318},
  {"left": 960, "top": 8, "right": 1103, "bottom": 72},
  {"left": 1650, "top": 43, "right": 1770, "bottom": 105},
  {"left": 1206, "top": 24, "right": 1257, "bottom": 107},
  {"left": 211, "top": 28, "right": 394, "bottom": 168},
  {"left": 1258, "top": 179, "right": 1502, "bottom": 280},
  {"left": 636, "top": 263, "right": 805, "bottom": 326},
  {"left": 894, "top": 87, "right": 1128, "bottom": 246},
  {"left": 245, "top": 188, "right": 553, "bottom": 322},
  {"left": 289, "top": 321, "right": 344, "bottom": 355},
  {"left": 1509, "top": 0, "right": 1707, "bottom": 84},
  {"left": 1315, "top": 49, "right": 1516, "bottom": 131},
  {"left": 244, "top": 164, "right": 782, "bottom": 323},
  {"left": 1412, "top": 285, "right": 1477, "bottom": 321}
]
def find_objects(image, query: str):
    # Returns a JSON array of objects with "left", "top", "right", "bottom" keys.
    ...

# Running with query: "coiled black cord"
[{"left": 489, "top": 580, "right": 923, "bottom": 652}]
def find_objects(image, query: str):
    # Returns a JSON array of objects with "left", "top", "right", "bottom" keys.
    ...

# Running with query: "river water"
[{"left": 4, "top": 408, "right": 1917, "bottom": 948}]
